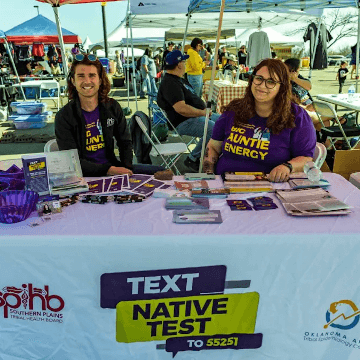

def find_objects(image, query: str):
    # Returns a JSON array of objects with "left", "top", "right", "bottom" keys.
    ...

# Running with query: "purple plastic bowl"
[{"left": 0, "top": 190, "right": 39, "bottom": 224}]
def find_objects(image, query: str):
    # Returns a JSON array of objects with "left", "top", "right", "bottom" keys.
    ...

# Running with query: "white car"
[{"left": 328, "top": 55, "right": 347, "bottom": 66}]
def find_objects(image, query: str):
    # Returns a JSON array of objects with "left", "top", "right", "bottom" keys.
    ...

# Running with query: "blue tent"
[{"left": 5, "top": 14, "right": 80, "bottom": 44}]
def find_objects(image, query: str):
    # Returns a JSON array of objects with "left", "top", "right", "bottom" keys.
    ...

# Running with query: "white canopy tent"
[
  {"left": 82, "top": 35, "right": 92, "bottom": 51},
  {"left": 232, "top": 27, "right": 305, "bottom": 47}
]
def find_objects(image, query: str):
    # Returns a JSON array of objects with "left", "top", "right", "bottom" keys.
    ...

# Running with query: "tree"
[{"left": 286, "top": 9, "right": 357, "bottom": 51}]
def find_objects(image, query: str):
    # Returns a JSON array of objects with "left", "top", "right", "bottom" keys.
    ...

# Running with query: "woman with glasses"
[{"left": 203, "top": 58, "right": 316, "bottom": 182}]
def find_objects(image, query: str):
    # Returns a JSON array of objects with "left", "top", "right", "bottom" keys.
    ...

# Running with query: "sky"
[
  {"left": 1, "top": 0, "right": 128, "bottom": 45},
  {"left": 0, "top": 1, "right": 358, "bottom": 52}
]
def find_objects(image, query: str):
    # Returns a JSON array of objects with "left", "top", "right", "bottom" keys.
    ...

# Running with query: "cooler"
[{"left": 99, "top": 58, "right": 110, "bottom": 73}]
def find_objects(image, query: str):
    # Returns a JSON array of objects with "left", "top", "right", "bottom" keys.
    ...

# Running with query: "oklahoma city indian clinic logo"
[
  {"left": 324, "top": 300, "right": 360, "bottom": 330},
  {"left": 0, "top": 283, "right": 65, "bottom": 322}
]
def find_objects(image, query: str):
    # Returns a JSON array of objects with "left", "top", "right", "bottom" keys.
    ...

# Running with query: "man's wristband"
[{"left": 281, "top": 162, "right": 293, "bottom": 173}]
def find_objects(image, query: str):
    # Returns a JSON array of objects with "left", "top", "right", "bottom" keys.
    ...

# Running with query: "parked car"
[{"left": 328, "top": 55, "right": 348, "bottom": 66}]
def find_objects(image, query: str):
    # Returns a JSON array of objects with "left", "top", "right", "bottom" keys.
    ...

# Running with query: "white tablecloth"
[{"left": 0, "top": 172, "right": 360, "bottom": 360}]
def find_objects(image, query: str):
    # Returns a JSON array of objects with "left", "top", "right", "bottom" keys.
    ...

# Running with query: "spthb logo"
[{"left": 0, "top": 283, "right": 65, "bottom": 318}]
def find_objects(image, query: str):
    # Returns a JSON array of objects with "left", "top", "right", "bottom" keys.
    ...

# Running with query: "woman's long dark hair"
[
  {"left": 67, "top": 56, "right": 111, "bottom": 103},
  {"left": 223, "top": 58, "right": 295, "bottom": 135}
]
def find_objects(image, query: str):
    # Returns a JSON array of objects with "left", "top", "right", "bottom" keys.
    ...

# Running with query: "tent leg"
[
  {"left": 182, "top": 15, "right": 191, "bottom": 53},
  {"left": 129, "top": 14, "right": 138, "bottom": 112},
  {"left": 356, "top": 6, "right": 360, "bottom": 92},
  {"left": 4, "top": 39, "right": 26, "bottom": 101},
  {"left": 199, "top": 0, "right": 226, "bottom": 173},
  {"left": 53, "top": 6, "right": 69, "bottom": 78}
]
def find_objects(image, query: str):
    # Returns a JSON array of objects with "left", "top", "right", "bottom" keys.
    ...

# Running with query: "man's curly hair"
[
  {"left": 222, "top": 58, "right": 295, "bottom": 135},
  {"left": 67, "top": 56, "right": 111, "bottom": 103}
]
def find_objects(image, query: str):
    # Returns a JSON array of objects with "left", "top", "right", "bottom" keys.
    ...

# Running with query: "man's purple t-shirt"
[
  {"left": 82, "top": 107, "right": 108, "bottom": 165},
  {"left": 211, "top": 103, "right": 316, "bottom": 174}
]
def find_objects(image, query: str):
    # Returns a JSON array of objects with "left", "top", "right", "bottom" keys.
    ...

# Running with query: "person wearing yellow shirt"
[{"left": 186, "top": 38, "right": 206, "bottom": 97}]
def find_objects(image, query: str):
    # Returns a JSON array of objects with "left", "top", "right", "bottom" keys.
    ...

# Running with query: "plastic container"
[
  {"left": 9, "top": 111, "right": 52, "bottom": 123},
  {"left": 11, "top": 102, "right": 47, "bottom": 115},
  {"left": 348, "top": 85, "right": 355, "bottom": 101},
  {"left": 13, "top": 120, "right": 47, "bottom": 129},
  {"left": 303, "top": 161, "right": 322, "bottom": 182}
]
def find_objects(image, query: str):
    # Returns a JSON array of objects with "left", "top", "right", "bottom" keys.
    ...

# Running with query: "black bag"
[{"left": 136, "top": 57, "right": 142, "bottom": 71}]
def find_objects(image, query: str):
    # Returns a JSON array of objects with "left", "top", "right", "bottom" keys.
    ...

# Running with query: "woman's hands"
[
  {"left": 267, "top": 164, "right": 291, "bottom": 182},
  {"left": 107, "top": 166, "right": 133, "bottom": 176}
]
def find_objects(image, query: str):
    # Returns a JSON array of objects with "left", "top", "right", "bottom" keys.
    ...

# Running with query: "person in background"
[
  {"left": 238, "top": 45, "right": 247, "bottom": 66},
  {"left": 55, "top": 54, "right": 163, "bottom": 177},
  {"left": 203, "top": 58, "right": 316, "bottom": 182},
  {"left": 199, "top": 43, "right": 209, "bottom": 62},
  {"left": 336, "top": 61, "right": 349, "bottom": 94},
  {"left": 120, "top": 50, "right": 125, "bottom": 65},
  {"left": 350, "top": 44, "right": 358, "bottom": 79},
  {"left": 162, "top": 41, "right": 174, "bottom": 69},
  {"left": 157, "top": 50, "right": 221, "bottom": 172},
  {"left": 271, "top": 47, "right": 277, "bottom": 59},
  {"left": 222, "top": 54, "right": 238, "bottom": 81},
  {"left": 141, "top": 48, "right": 157, "bottom": 96},
  {"left": 115, "top": 50, "right": 123, "bottom": 76},
  {"left": 48, "top": 55, "right": 61, "bottom": 75},
  {"left": 186, "top": 38, "right": 206, "bottom": 97},
  {"left": 218, "top": 46, "right": 229, "bottom": 66}
]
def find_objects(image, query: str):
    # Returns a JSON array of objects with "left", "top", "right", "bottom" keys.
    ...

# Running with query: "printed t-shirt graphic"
[
  {"left": 211, "top": 104, "right": 316, "bottom": 174},
  {"left": 83, "top": 107, "right": 108, "bottom": 164}
]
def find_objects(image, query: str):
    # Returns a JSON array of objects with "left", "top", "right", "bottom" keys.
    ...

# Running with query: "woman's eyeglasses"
[
  {"left": 74, "top": 54, "right": 97, "bottom": 62},
  {"left": 252, "top": 75, "right": 281, "bottom": 89}
]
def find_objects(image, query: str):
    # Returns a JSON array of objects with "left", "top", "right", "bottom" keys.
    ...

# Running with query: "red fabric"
[
  {"left": 5, "top": 35, "right": 81, "bottom": 45},
  {"left": 32, "top": 43, "right": 44, "bottom": 57}
]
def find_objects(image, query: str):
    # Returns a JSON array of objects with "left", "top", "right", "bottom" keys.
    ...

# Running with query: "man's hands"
[
  {"left": 267, "top": 164, "right": 291, "bottom": 183},
  {"left": 107, "top": 166, "right": 133, "bottom": 176}
]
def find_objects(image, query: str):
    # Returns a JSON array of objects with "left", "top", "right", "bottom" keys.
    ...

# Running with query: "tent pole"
[
  {"left": 199, "top": 0, "right": 225, "bottom": 173},
  {"left": 356, "top": 5, "right": 360, "bottom": 92},
  {"left": 4, "top": 39, "right": 26, "bottom": 101},
  {"left": 182, "top": 15, "right": 191, "bottom": 53},
  {"left": 126, "top": 14, "right": 130, "bottom": 109},
  {"left": 101, "top": 3, "right": 109, "bottom": 59},
  {"left": 308, "top": 16, "right": 321, "bottom": 80},
  {"left": 129, "top": 14, "right": 138, "bottom": 111},
  {"left": 53, "top": 6, "right": 68, "bottom": 78}
]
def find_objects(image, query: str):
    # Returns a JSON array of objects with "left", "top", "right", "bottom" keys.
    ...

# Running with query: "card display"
[{"left": 173, "top": 210, "right": 223, "bottom": 224}]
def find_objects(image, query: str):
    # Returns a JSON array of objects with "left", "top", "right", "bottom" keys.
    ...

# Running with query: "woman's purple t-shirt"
[
  {"left": 211, "top": 103, "right": 316, "bottom": 174},
  {"left": 82, "top": 107, "right": 108, "bottom": 165}
]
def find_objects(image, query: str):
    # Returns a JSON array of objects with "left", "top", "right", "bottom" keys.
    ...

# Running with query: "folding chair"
[
  {"left": 134, "top": 111, "right": 187, "bottom": 175},
  {"left": 147, "top": 93, "right": 199, "bottom": 154},
  {"left": 44, "top": 139, "right": 59, "bottom": 152},
  {"left": 39, "top": 81, "right": 60, "bottom": 110},
  {"left": 312, "top": 100, "right": 360, "bottom": 150}
]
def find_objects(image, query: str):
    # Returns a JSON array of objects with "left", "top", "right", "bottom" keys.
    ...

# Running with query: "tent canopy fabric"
[
  {"left": 5, "top": 14, "right": 81, "bottom": 44},
  {"left": 36, "top": 0, "right": 121, "bottom": 5},
  {"left": 165, "top": 28, "right": 235, "bottom": 41},
  {"left": 0, "top": 30, "right": 5, "bottom": 39},
  {"left": 129, "top": 11, "right": 318, "bottom": 30},
  {"left": 232, "top": 27, "right": 304, "bottom": 47},
  {"left": 130, "top": 0, "right": 189, "bottom": 15},
  {"left": 82, "top": 35, "right": 92, "bottom": 50},
  {"left": 188, "top": 0, "right": 359, "bottom": 13}
]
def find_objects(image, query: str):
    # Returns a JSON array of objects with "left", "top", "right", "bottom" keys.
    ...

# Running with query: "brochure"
[
  {"left": 173, "top": 210, "right": 223, "bottom": 224},
  {"left": 131, "top": 179, "right": 168, "bottom": 197},
  {"left": 174, "top": 180, "right": 209, "bottom": 191},
  {"left": 289, "top": 178, "right": 330, "bottom": 189},
  {"left": 275, "top": 188, "right": 351, "bottom": 216},
  {"left": 223, "top": 172, "right": 273, "bottom": 193},
  {"left": 46, "top": 149, "right": 89, "bottom": 196},
  {"left": 22, "top": 155, "right": 50, "bottom": 196},
  {"left": 165, "top": 197, "right": 210, "bottom": 210}
]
